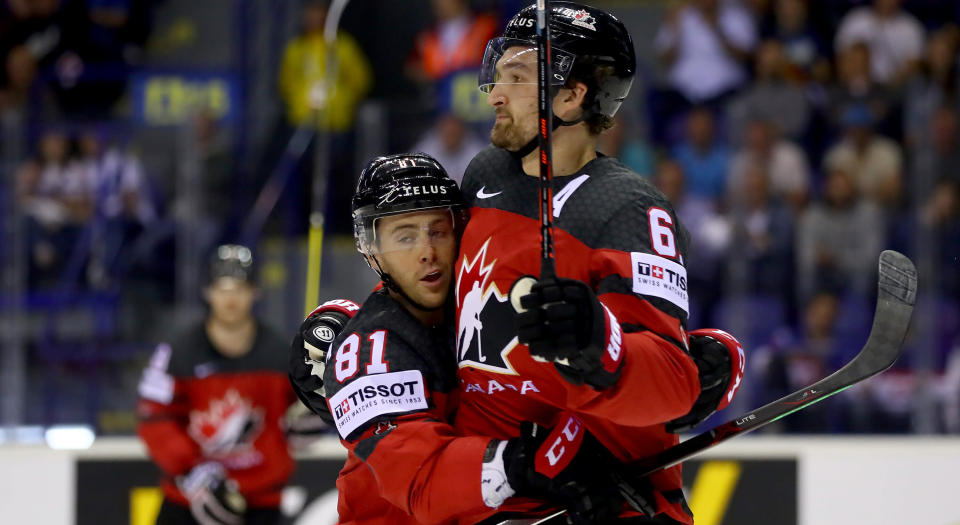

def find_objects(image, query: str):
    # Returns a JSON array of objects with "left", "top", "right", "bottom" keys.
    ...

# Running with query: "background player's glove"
[
  {"left": 666, "top": 328, "right": 746, "bottom": 433},
  {"left": 177, "top": 462, "right": 246, "bottom": 525},
  {"left": 483, "top": 413, "right": 630, "bottom": 524},
  {"left": 514, "top": 277, "right": 624, "bottom": 389},
  {"left": 284, "top": 400, "right": 327, "bottom": 449},
  {"left": 288, "top": 299, "right": 360, "bottom": 424}
]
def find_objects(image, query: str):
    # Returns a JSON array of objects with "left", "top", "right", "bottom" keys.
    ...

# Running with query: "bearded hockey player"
[
  {"left": 136, "top": 245, "right": 297, "bottom": 525},
  {"left": 449, "top": 3, "right": 743, "bottom": 523},
  {"left": 290, "top": 153, "right": 631, "bottom": 524}
]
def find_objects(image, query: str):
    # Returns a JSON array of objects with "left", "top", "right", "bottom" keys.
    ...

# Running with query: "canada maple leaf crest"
[
  {"left": 569, "top": 9, "right": 597, "bottom": 31},
  {"left": 188, "top": 389, "right": 264, "bottom": 457}
]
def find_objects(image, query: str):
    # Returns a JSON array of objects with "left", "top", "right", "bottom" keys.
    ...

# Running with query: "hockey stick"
[
  {"left": 498, "top": 250, "right": 918, "bottom": 525},
  {"left": 304, "top": 0, "right": 351, "bottom": 315},
  {"left": 508, "top": 0, "right": 556, "bottom": 312},
  {"left": 534, "top": 0, "right": 556, "bottom": 280}
]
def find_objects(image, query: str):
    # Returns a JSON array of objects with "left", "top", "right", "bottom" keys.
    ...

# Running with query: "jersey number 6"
[
  {"left": 648, "top": 208, "right": 677, "bottom": 258},
  {"left": 334, "top": 330, "right": 390, "bottom": 383}
]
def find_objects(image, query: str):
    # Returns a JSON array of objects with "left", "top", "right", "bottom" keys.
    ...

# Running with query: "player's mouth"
[{"left": 420, "top": 270, "right": 445, "bottom": 290}]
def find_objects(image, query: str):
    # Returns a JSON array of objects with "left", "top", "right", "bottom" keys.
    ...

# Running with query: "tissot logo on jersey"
[
  {"left": 327, "top": 370, "right": 428, "bottom": 439},
  {"left": 630, "top": 252, "right": 689, "bottom": 315}
]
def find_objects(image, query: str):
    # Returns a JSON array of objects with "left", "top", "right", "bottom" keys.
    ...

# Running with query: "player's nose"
[{"left": 487, "top": 84, "right": 506, "bottom": 106}]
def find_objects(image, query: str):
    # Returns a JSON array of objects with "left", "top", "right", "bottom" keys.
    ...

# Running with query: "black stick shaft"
[{"left": 535, "top": 0, "right": 555, "bottom": 279}]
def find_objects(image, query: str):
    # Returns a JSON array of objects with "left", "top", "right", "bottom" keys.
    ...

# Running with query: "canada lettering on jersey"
[
  {"left": 462, "top": 378, "right": 540, "bottom": 395},
  {"left": 456, "top": 239, "right": 519, "bottom": 374}
]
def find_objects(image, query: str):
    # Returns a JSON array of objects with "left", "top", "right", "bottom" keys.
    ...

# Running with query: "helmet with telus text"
[{"left": 352, "top": 153, "right": 469, "bottom": 295}]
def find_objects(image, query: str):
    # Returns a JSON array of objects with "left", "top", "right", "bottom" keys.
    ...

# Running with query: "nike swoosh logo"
[{"left": 476, "top": 186, "right": 503, "bottom": 199}]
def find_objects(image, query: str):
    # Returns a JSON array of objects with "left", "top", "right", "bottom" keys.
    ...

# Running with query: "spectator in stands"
[
  {"left": 406, "top": 0, "right": 498, "bottom": 125},
  {"left": 728, "top": 116, "right": 811, "bottom": 211},
  {"left": 278, "top": 0, "right": 372, "bottom": 133},
  {"left": 0, "top": 45, "right": 36, "bottom": 111},
  {"left": 903, "top": 29, "right": 960, "bottom": 148},
  {"left": 655, "top": 0, "right": 758, "bottom": 106},
  {"left": 654, "top": 158, "right": 730, "bottom": 326},
  {"left": 796, "top": 157, "right": 883, "bottom": 301},
  {"left": 77, "top": 128, "right": 157, "bottom": 287},
  {"left": 916, "top": 178, "right": 960, "bottom": 297},
  {"left": 754, "top": 291, "right": 842, "bottom": 433},
  {"left": 407, "top": 0, "right": 497, "bottom": 84},
  {"left": 910, "top": 105, "right": 960, "bottom": 206},
  {"left": 727, "top": 39, "right": 811, "bottom": 143},
  {"left": 16, "top": 129, "right": 96, "bottom": 287},
  {"left": 767, "top": 0, "right": 829, "bottom": 83},
  {"left": 823, "top": 103, "right": 903, "bottom": 209},
  {"left": 835, "top": 0, "right": 926, "bottom": 86},
  {"left": 277, "top": 0, "right": 372, "bottom": 234},
  {"left": 672, "top": 107, "right": 732, "bottom": 201},
  {"left": 596, "top": 113, "right": 655, "bottom": 177},
  {"left": 412, "top": 112, "right": 486, "bottom": 184},
  {"left": 652, "top": 0, "right": 758, "bottom": 144},
  {"left": 725, "top": 162, "right": 795, "bottom": 304},
  {"left": 827, "top": 42, "right": 898, "bottom": 137}
]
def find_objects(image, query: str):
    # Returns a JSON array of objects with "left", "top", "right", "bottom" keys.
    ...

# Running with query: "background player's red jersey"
[{"left": 136, "top": 322, "right": 295, "bottom": 508}]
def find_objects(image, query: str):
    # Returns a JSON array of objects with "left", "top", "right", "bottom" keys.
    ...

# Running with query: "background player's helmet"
[
  {"left": 478, "top": 1, "right": 636, "bottom": 120},
  {"left": 208, "top": 244, "right": 256, "bottom": 284},
  {"left": 352, "top": 153, "right": 468, "bottom": 281}
]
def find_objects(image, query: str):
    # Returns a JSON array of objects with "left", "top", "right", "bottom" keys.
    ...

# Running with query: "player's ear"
[{"left": 555, "top": 81, "right": 588, "bottom": 121}]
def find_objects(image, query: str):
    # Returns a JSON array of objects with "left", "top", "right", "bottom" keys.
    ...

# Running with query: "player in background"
[
  {"left": 446, "top": 2, "right": 744, "bottom": 522},
  {"left": 290, "top": 153, "right": 630, "bottom": 525},
  {"left": 137, "top": 245, "right": 315, "bottom": 525}
]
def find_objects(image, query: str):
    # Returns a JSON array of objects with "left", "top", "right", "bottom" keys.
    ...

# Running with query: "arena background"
[{"left": 1, "top": 0, "right": 958, "bottom": 523}]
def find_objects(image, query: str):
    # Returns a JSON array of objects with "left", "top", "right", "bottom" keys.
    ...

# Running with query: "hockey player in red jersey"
[
  {"left": 137, "top": 245, "right": 303, "bottom": 525},
  {"left": 290, "top": 153, "right": 632, "bottom": 525},
  {"left": 447, "top": 3, "right": 739, "bottom": 522}
]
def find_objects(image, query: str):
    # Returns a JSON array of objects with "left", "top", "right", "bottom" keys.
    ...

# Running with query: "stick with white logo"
[
  {"left": 509, "top": 0, "right": 556, "bottom": 313},
  {"left": 498, "top": 250, "right": 918, "bottom": 525}
]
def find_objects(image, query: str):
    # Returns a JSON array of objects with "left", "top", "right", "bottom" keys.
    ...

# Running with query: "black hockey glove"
[
  {"left": 288, "top": 299, "right": 360, "bottom": 424},
  {"left": 487, "top": 413, "right": 626, "bottom": 524},
  {"left": 514, "top": 277, "right": 625, "bottom": 389},
  {"left": 177, "top": 462, "right": 246, "bottom": 525},
  {"left": 666, "top": 328, "right": 745, "bottom": 433}
]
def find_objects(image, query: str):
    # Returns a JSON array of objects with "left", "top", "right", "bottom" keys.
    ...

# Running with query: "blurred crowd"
[{"left": 1, "top": 0, "right": 959, "bottom": 435}]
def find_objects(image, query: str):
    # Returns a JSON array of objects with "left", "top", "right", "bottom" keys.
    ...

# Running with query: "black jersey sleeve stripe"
[
  {"left": 621, "top": 322, "right": 690, "bottom": 355},
  {"left": 596, "top": 274, "right": 689, "bottom": 324}
]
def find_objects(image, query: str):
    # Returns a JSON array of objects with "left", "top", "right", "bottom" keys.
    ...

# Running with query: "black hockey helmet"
[
  {"left": 352, "top": 153, "right": 468, "bottom": 288},
  {"left": 208, "top": 244, "right": 256, "bottom": 284},
  {"left": 478, "top": 1, "right": 636, "bottom": 120}
]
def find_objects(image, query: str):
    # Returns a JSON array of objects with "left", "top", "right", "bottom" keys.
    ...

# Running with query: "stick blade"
[{"left": 860, "top": 250, "right": 917, "bottom": 374}]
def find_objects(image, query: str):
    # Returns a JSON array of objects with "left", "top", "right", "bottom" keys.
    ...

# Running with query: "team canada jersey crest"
[
  {"left": 456, "top": 238, "right": 520, "bottom": 375},
  {"left": 188, "top": 389, "right": 264, "bottom": 461}
]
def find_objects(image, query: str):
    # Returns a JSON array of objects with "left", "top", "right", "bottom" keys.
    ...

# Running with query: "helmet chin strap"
[
  {"left": 370, "top": 255, "right": 443, "bottom": 312},
  {"left": 509, "top": 112, "right": 587, "bottom": 159}
]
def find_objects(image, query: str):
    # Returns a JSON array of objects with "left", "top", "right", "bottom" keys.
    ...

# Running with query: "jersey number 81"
[{"left": 334, "top": 330, "right": 390, "bottom": 382}]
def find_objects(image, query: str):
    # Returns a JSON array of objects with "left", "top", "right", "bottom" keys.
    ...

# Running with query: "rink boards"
[{"left": 0, "top": 435, "right": 958, "bottom": 525}]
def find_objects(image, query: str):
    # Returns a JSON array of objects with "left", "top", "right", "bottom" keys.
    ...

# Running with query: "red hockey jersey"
[
  {"left": 452, "top": 147, "right": 701, "bottom": 524},
  {"left": 323, "top": 290, "right": 493, "bottom": 525},
  {"left": 136, "top": 321, "right": 296, "bottom": 508}
]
